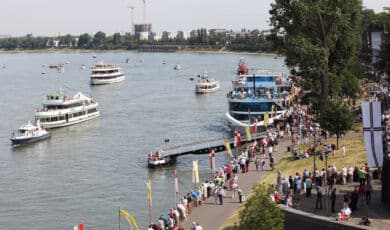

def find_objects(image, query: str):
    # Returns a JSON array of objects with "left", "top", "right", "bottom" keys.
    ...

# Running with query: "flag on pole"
[
  {"left": 73, "top": 223, "right": 83, "bottom": 230},
  {"left": 192, "top": 160, "right": 199, "bottom": 184},
  {"left": 237, "top": 130, "right": 242, "bottom": 147},
  {"left": 120, "top": 208, "right": 139, "bottom": 230},
  {"left": 263, "top": 112, "right": 269, "bottom": 127},
  {"left": 209, "top": 148, "right": 215, "bottom": 171},
  {"left": 274, "top": 105, "right": 278, "bottom": 117},
  {"left": 270, "top": 105, "right": 274, "bottom": 118},
  {"left": 252, "top": 119, "right": 258, "bottom": 134},
  {"left": 174, "top": 170, "right": 179, "bottom": 195},
  {"left": 146, "top": 180, "right": 152, "bottom": 206},
  {"left": 224, "top": 141, "right": 233, "bottom": 158},
  {"left": 245, "top": 125, "right": 251, "bottom": 141}
]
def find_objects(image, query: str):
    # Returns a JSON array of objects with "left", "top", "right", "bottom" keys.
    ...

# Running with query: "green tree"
[
  {"left": 319, "top": 98, "right": 354, "bottom": 149},
  {"left": 92, "top": 31, "right": 106, "bottom": 48},
  {"left": 77, "top": 33, "right": 92, "bottom": 48},
  {"left": 239, "top": 183, "right": 284, "bottom": 230},
  {"left": 269, "top": 0, "right": 362, "bottom": 106},
  {"left": 341, "top": 71, "right": 361, "bottom": 104}
]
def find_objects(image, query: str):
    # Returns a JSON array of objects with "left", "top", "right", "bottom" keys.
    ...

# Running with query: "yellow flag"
[
  {"left": 120, "top": 208, "right": 139, "bottom": 230},
  {"left": 270, "top": 105, "right": 274, "bottom": 117},
  {"left": 245, "top": 125, "right": 251, "bottom": 141},
  {"left": 263, "top": 112, "right": 269, "bottom": 126},
  {"left": 146, "top": 180, "right": 152, "bottom": 206},
  {"left": 224, "top": 141, "right": 233, "bottom": 158},
  {"left": 192, "top": 160, "right": 199, "bottom": 184}
]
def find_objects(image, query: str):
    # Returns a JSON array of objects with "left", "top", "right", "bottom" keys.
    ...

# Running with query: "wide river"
[{"left": 0, "top": 51, "right": 287, "bottom": 229}]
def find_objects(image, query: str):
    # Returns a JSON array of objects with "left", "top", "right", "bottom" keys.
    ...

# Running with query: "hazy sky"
[{"left": 0, "top": 0, "right": 388, "bottom": 36}]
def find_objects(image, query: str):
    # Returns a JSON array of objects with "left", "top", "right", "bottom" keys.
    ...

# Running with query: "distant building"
[
  {"left": 235, "top": 32, "right": 251, "bottom": 39},
  {"left": 190, "top": 30, "right": 199, "bottom": 38},
  {"left": 209, "top": 28, "right": 226, "bottom": 36},
  {"left": 162, "top": 31, "right": 177, "bottom": 40},
  {"left": 177, "top": 31, "right": 190, "bottom": 40},
  {"left": 371, "top": 31, "right": 383, "bottom": 64},
  {"left": 134, "top": 23, "right": 152, "bottom": 40},
  {"left": 138, "top": 31, "right": 150, "bottom": 40},
  {"left": 150, "top": 32, "right": 162, "bottom": 41}
]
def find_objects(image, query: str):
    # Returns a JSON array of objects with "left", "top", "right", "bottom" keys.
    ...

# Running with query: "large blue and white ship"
[{"left": 226, "top": 60, "right": 294, "bottom": 132}]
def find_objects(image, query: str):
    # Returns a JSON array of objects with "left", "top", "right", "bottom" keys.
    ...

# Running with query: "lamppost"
[
  {"left": 313, "top": 133, "right": 316, "bottom": 177},
  {"left": 322, "top": 149, "right": 329, "bottom": 215}
]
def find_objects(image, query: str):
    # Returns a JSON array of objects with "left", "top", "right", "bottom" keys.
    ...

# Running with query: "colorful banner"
[
  {"left": 120, "top": 208, "right": 139, "bottom": 230},
  {"left": 224, "top": 141, "right": 233, "bottom": 158},
  {"left": 252, "top": 119, "right": 258, "bottom": 134},
  {"left": 362, "top": 102, "right": 383, "bottom": 167},
  {"left": 73, "top": 223, "right": 83, "bottom": 230},
  {"left": 146, "top": 180, "right": 152, "bottom": 206},
  {"left": 245, "top": 125, "right": 251, "bottom": 141},
  {"left": 174, "top": 170, "right": 179, "bottom": 195},
  {"left": 209, "top": 148, "right": 215, "bottom": 171},
  {"left": 263, "top": 112, "right": 269, "bottom": 127},
  {"left": 192, "top": 160, "right": 199, "bottom": 184}
]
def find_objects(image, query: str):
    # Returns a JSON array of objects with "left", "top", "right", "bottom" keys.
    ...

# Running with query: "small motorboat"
[
  {"left": 10, "top": 120, "right": 51, "bottom": 146},
  {"left": 147, "top": 151, "right": 174, "bottom": 168},
  {"left": 173, "top": 64, "right": 181, "bottom": 70}
]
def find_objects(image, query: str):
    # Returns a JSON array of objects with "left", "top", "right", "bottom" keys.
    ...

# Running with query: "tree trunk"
[{"left": 320, "top": 58, "right": 330, "bottom": 106}]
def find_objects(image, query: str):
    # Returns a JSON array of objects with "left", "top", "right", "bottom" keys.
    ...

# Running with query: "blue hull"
[{"left": 11, "top": 133, "right": 51, "bottom": 146}]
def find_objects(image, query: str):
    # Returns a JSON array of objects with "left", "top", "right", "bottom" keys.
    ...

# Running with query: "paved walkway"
[{"left": 181, "top": 137, "right": 292, "bottom": 230}]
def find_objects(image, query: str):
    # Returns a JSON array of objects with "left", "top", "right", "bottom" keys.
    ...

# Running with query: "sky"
[{"left": 0, "top": 0, "right": 388, "bottom": 36}]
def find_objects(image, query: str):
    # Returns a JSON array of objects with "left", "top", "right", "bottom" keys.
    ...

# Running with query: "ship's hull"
[
  {"left": 91, "top": 76, "right": 125, "bottom": 85},
  {"left": 39, "top": 112, "right": 100, "bottom": 129},
  {"left": 11, "top": 132, "right": 51, "bottom": 146}
]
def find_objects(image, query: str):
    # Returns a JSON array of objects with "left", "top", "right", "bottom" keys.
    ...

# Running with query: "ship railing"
[{"left": 227, "top": 91, "right": 290, "bottom": 100}]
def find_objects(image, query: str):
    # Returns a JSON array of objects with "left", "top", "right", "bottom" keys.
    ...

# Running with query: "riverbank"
[
  {"left": 179, "top": 130, "right": 390, "bottom": 230},
  {"left": 0, "top": 47, "right": 279, "bottom": 57}
]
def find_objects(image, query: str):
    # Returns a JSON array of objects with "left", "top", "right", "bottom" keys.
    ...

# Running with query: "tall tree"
[
  {"left": 77, "top": 33, "right": 92, "bottom": 48},
  {"left": 239, "top": 183, "right": 284, "bottom": 230},
  {"left": 92, "top": 31, "right": 106, "bottom": 48},
  {"left": 319, "top": 98, "right": 354, "bottom": 149},
  {"left": 269, "top": 0, "right": 362, "bottom": 106}
]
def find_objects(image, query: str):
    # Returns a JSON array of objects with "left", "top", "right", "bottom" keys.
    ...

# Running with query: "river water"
[{"left": 0, "top": 51, "right": 286, "bottom": 229}]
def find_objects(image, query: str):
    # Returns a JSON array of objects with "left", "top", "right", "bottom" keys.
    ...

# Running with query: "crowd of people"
[
  {"left": 276, "top": 158, "right": 374, "bottom": 226},
  {"left": 147, "top": 125, "right": 286, "bottom": 230}
]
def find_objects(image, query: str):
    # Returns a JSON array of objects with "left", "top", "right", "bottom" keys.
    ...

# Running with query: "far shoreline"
[{"left": 0, "top": 48, "right": 280, "bottom": 57}]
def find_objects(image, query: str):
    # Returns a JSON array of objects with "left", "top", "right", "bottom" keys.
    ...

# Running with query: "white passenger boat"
[
  {"left": 35, "top": 90, "right": 100, "bottom": 129},
  {"left": 10, "top": 120, "right": 51, "bottom": 146},
  {"left": 195, "top": 72, "right": 220, "bottom": 94},
  {"left": 90, "top": 61, "right": 125, "bottom": 85}
]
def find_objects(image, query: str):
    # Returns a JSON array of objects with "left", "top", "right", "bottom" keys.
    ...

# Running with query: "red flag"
[
  {"left": 174, "top": 170, "right": 179, "bottom": 195},
  {"left": 209, "top": 148, "right": 215, "bottom": 171},
  {"left": 252, "top": 119, "right": 258, "bottom": 134},
  {"left": 73, "top": 223, "right": 83, "bottom": 230},
  {"left": 236, "top": 130, "right": 242, "bottom": 147}
]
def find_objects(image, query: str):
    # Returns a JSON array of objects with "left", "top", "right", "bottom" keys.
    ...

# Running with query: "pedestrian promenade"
[{"left": 181, "top": 137, "right": 292, "bottom": 229}]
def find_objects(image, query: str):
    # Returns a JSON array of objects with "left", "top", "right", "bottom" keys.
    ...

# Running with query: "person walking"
[
  {"left": 365, "top": 182, "right": 373, "bottom": 205},
  {"left": 218, "top": 187, "right": 223, "bottom": 205},
  {"left": 305, "top": 177, "right": 312, "bottom": 197},
  {"left": 316, "top": 187, "right": 323, "bottom": 209},
  {"left": 331, "top": 188, "right": 337, "bottom": 213},
  {"left": 341, "top": 144, "right": 346, "bottom": 157}
]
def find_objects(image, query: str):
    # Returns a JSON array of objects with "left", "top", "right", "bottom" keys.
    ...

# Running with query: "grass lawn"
[{"left": 220, "top": 133, "right": 366, "bottom": 230}]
